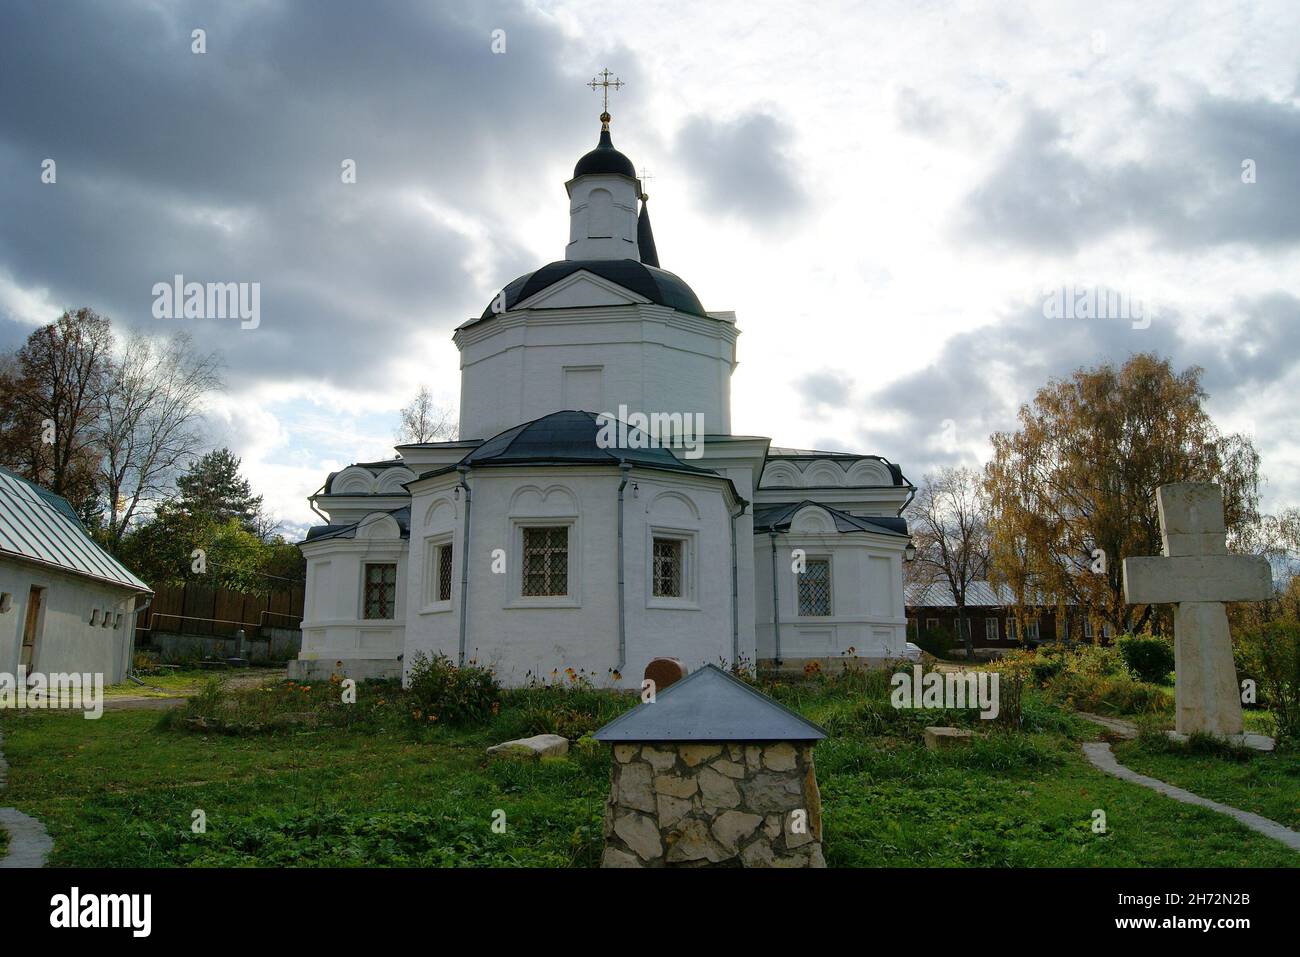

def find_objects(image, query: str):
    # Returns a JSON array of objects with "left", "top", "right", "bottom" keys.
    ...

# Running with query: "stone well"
[{"left": 594, "top": 664, "right": 827, "bottom": 868}]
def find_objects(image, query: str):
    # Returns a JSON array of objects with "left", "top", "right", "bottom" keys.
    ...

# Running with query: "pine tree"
[{"left": 176, "top": 448, "right": 264, "bottom": 532}]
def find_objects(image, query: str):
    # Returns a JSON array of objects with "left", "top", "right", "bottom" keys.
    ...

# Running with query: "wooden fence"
[{"left": 137, "top": 582, "right": 304, "bottom": 638}]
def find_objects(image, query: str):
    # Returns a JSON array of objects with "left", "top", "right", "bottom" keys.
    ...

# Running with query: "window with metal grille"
[
  {"left": 522, "top": 526, "right": 568, "bottom": 596},
  {"left": 364, "top": 563, "right": 397, "bottom": 619},
  {"left": 436, "top": 543, "right": 454, "bottom": 602},
  {"left": 797, "top": 558, "right": 831, "bottom": 616},
  {"left": 652, "top": 537, "right": 683, "bottom": 598}
]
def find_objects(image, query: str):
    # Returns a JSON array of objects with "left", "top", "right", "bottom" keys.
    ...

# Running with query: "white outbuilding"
[
  {"left": 293, "top": 109, "right": 914, "bottom": 686},
  {"left": 0, "top": 467, "right": 152, "bottom": 684}
]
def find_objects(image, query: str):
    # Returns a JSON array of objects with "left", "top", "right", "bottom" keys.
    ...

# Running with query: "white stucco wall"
[
  {"left": 752, "top": 508, "right": 908, "bottom": 663},
  {"left": 0, "top": 558, "right": 140, "bottom": 684},
  {"left": 456, "top": 303, "right": 736, "bottom": 442},
  {"left": 403, "top": 465, "right": 744, "bottom": 688},
  {"left": 565, "top": 172, "right": 641, "bottom": 261},
  {"left": 297, "top": 512, "right": 407, "bottom": 668}
]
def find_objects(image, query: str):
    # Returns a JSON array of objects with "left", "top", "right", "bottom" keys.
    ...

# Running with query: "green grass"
[
  {"left": 0, "top": 670, "right": 1296, "bottom": 867},
  {"left": 1112, "top": 736, "right": 1300, "bottom": 832},
  {"left": 103, "top": 667, "right": 282, "bottom": 698}
]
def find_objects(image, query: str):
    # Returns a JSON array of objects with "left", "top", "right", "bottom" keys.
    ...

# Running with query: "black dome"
[
  {"left": 474, "top": 259, "right": 708, "bottom": 322},
  {"left": 573, "top": 128, "right": 636, "bottom": 179}
]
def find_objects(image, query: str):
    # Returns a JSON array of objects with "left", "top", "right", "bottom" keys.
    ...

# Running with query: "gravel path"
[{"left": 1082, "top": 740, "right": 1300, "bottom": 853}]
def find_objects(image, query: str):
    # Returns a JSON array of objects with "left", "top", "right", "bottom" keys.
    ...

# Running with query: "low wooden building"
[{"left": 905, "top": 580, "right": 1107, "bottom": 651}]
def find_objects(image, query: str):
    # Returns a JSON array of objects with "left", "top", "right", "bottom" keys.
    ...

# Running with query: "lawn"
[
  {"left": 1112, "top": 736, "right": 1300, "bottom": 832},
  {"left": 2, "top": 669, "right": 1297, "bottom": 867},
  {"left": 102, "top": 667, "right": 284, "bottom": 698}
]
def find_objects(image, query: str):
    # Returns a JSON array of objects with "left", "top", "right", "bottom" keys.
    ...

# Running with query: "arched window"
[{"left": 587, "top": 188, "right": 613, "bottom": 238}]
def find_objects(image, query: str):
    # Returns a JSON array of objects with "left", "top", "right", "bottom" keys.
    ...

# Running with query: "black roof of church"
[
  {"left": 637, "top": 200, "right": 659, "bottom": 268},
  {"left": 573, "top": 127, "right": 637, "bottom": 179},
  {"left": 753, "top": 501, "right": 909, "bottom": 538},
  {"left": 459, "top": 410, "right": 719, "bottom": 477},
  {"left": 470, "top": 259, "right": 708, "bottom": 323},
  {"left": 303, "top": 506, "right": 411, "bottom": 544}
]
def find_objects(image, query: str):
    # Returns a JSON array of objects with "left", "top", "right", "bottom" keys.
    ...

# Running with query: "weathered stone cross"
[{"left": 1122, "top": 483, "right": 1272, "bottom": 738}]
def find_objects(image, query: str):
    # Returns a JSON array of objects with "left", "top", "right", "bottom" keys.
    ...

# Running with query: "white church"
[{"left": 292, "top": 101, "right": 914, "bottom": 687}]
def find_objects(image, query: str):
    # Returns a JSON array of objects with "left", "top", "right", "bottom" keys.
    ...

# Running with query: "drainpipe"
[
  {"left": 456, "top": 465, "right": 472, "bottom": 666},
  {"left": 127, "top": 591, "right": 153, "bottom": 678},
  {"left": 308, "top": 482, "right": 329, "bottom": 524},
  {"left": 616, "top": 461, "right": 630, "bottom": 675},
  {"left": 769, "top": 528, "right": 783, "bottom": 666},
  {"left": 729, "top": 498, "right": 748, "bottom": 666}
]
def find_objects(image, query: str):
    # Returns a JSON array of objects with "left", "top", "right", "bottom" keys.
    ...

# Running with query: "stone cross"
[{"left": 1122, "top": 483, "right": 1272, "bottom": 738}]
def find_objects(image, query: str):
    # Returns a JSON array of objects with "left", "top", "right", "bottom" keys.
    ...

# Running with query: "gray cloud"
[
  {"left": 894, "top": 87, "right": 951, "bottom": 138},
  {"left": 796, "top": 369, "right": 855, "bottom": 418},
  {"left": 675, "top": 110, "right": 806, "bottom": 224},
  {"left": 834, "top": 290, "right": 1300, "bottom": 488},
  {"left": 960, "top": 93, "right": 1300, "bottom": 253},
  {"left": 0, "top": 0, "right": 630, "bottom": 390}
]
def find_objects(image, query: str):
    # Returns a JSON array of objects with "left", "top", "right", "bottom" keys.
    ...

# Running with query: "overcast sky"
[{"left": 2, "top": 0, "right": 1297, "bottom": 535}]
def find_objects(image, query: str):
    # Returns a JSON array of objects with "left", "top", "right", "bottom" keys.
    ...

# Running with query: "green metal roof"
[{"left": 0, "top": 467, "right": 151, "bottom": 592}]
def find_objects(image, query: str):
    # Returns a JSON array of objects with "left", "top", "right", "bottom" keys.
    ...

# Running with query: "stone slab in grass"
[
  {"left": 486, "top": 733, "right": 569, "bottom": 760},
  {"left": 1165, "top": 730, "right": 1275, "bottom": 752},
  {"left": 924, "top": 726, "right": 972, "bottom": 750}
]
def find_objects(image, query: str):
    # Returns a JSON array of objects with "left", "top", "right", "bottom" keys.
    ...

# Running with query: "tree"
[
  {"left": 906, "top": 466, "right": 991, "bottom": 658},
  {"left": 1232, "top": 508, "right": 1300, "bottom": 628},
  {"left": 0, "top": 308, "right": 113, "bottom": 516},
  {"left": 396, "top": 385, "right": 457, "bottom": 444},
  {"left": 97, "top": 333, "right": 223, "bottom": 549},
  {"left": 985, "top": 353, "right": 1261, "bottom": 637},
  {"left": 175, "top": 448, "right": 263, "bottom": 532},
  {"left": 118, "top": 504, "right": 303, "bottom": 593}
]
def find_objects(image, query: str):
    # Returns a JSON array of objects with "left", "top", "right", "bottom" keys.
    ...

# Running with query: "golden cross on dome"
[
  {"left": 639, "top": 166, "right": 653, "bottom": 201},
  {"left": 587, "top": 68, "right": 624, "bottom": 115}
]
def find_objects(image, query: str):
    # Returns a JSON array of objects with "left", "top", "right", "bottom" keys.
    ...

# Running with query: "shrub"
[
  {"left": 1116, "top": 634, "right": 1175, "bottom": 684},
  {"left": 1063, "top": 643, "right": 1132, "bottom": 681},
  {"left": 1238, "top": 619, "right": 1300, "bottom": 747},
  {"left": 912, "top": 626, "right": 953, "bottom": 659},
  {"left": 495, "top": 670, "right": 636, "bottom": 740},
  {"left": 405, "top": 652, "right": 501, "bottom": 726},
  {"left": 132, "top": 649, "right": 161, "bottom": 673},
  {"left": 1051, "top": 672, "right": 1170, "bottom": 716}
]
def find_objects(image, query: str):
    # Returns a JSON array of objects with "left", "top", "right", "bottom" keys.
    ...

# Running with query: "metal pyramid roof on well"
[
  {"left": 594, "top": 664, "right": 828, "bottom": 742},
  {"left": 0, "top": 467, "right": 151, "bottom": 592},
  {"left": 461, "top": 410, "right": 718, "bottom": 476}
]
